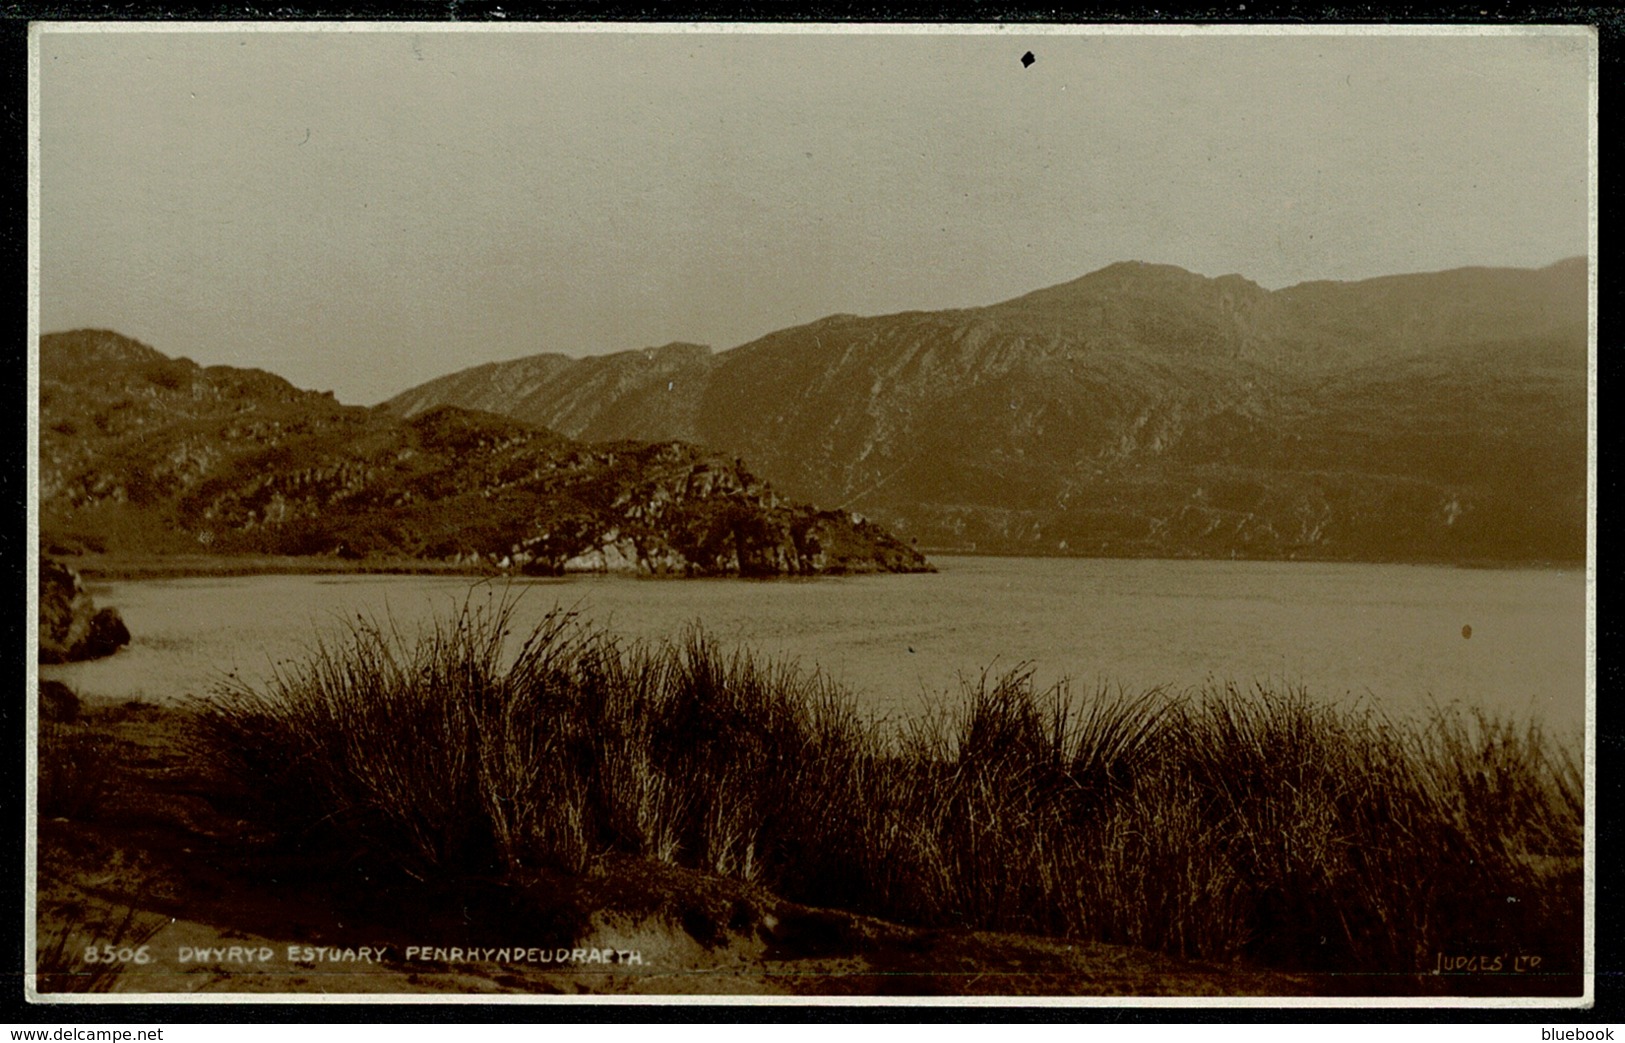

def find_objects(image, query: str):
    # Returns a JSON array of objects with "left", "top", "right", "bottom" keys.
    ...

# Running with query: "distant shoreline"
[
  {"left": 916, "top": 547, "right": 1585, "bottom": 571},
  {"left": 59, "top": 554, "right": 497, "bottom": 582},
  {"left": 50, "top": 549, "right": 1586, "bottom": 582}
]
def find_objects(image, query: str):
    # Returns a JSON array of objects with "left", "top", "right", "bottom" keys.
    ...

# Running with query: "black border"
[{"left": 4, "top": 3, "right": 1617, "bottom": 1026}]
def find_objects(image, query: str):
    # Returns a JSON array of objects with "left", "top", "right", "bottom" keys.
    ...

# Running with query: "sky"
[{"left": 35, "top": 25, "right": 1594, "bottom": 405}]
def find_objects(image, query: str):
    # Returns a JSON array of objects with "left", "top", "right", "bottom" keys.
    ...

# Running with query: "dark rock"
[
  {"left": 38, "top": 680, "right": 80, "bottom": 723},
  {"left": 83, "top": 608, "right": 131, "bottom": 660},
  {"left": 38, "top": 558, "right": 130, "bottom": 663},
  {"left": 38, "top": 559, "right": 89, "bottom": 665}
]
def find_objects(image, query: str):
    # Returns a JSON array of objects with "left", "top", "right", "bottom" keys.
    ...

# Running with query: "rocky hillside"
[
  {"left": 38, "top": 330, "right": 931, "bottom": 577},
  {"left": 386, "top": 259, "right": 1588, "bottom": 563}
]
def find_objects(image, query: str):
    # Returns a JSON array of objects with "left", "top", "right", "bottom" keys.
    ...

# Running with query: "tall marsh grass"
[
  {"left": 196, "top": 596, "right": 1583, "bottom": 977},
  {"left": 34, "top": 903, "right": 162, "bottom": 994},
  {"left": 38, "top": 721, "right": 114, "bottom": 821}
]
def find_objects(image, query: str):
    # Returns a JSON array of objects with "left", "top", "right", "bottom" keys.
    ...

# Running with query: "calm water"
[{"left": 40, "top": 556, "right": 1589, "bottom": 732}]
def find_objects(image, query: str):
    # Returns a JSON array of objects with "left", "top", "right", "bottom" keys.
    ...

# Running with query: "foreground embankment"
[{"left": 35, "top": 601, "right": 1583, "bottom": 997}]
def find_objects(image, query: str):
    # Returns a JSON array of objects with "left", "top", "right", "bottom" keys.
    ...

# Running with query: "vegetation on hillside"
[{"left": 39, "top": 330, "right": 930, "bottom": 576}]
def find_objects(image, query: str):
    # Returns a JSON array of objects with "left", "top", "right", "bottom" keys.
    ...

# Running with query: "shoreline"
[
  {"left": 915, "top": 546, "right": 1586, "bottom": 571},
  {"left": 58, "top": 554, "right": 502, "bottom": 582},
  {"left": 51, "top": 549, "right": 1588, "bottom": 582}
]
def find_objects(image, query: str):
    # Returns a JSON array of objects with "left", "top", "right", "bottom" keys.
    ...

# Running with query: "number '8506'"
[{"left": 83, "top": 945, "right": 152, "bottom": 964}]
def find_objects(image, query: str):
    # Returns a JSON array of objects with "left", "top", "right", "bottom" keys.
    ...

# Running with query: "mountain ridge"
[{"left": 382, "top": 258, "right": 1588, "bottom": 564}]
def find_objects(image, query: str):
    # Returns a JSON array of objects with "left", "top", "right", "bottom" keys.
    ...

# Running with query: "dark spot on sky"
[{"left": 1021, "top": 51, "right": 1035, "bottom": 68}]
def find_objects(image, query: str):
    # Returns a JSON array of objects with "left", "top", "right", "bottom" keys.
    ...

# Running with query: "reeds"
[
  {"left": 196, "top": 594, "right": 1583, "bottom": 977},
  {"left": 38, "top": 721, "right": 114, "bottom": 821},
  {"left": 34, "top": 903, "right": 162, "bottom": 994}
]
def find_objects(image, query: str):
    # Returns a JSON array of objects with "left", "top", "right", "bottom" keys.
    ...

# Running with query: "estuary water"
[{"left": 39, "top": 555, "right": 1588, "bottom": 733}]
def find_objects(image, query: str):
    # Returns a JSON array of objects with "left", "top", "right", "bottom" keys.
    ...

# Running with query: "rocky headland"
[{"left": 38, "top": 330, "right": 931, "bottom": 578}]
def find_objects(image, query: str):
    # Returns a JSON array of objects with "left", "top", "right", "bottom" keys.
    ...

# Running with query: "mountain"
[
  {"left": 384, "top": 259, "right": 1588, "bottom": 563},
  {"left": 38, "top": 330, "right": 932, "bottom": 577}
]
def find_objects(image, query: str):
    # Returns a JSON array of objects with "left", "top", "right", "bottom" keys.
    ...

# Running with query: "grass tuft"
[
  {"left": 195, "top": 595, "right": 1584, "bottom": 979},
  {"left": 38, "top": 722, "right": 115, "bottom": 821},
  {"left": 34, "top": 903, "right": 163, "bottom": 994}
]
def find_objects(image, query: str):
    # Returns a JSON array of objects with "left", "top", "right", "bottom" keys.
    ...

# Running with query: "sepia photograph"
[{"left": 27, "top": 21, "right": 1594, "bottom": 1004}]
